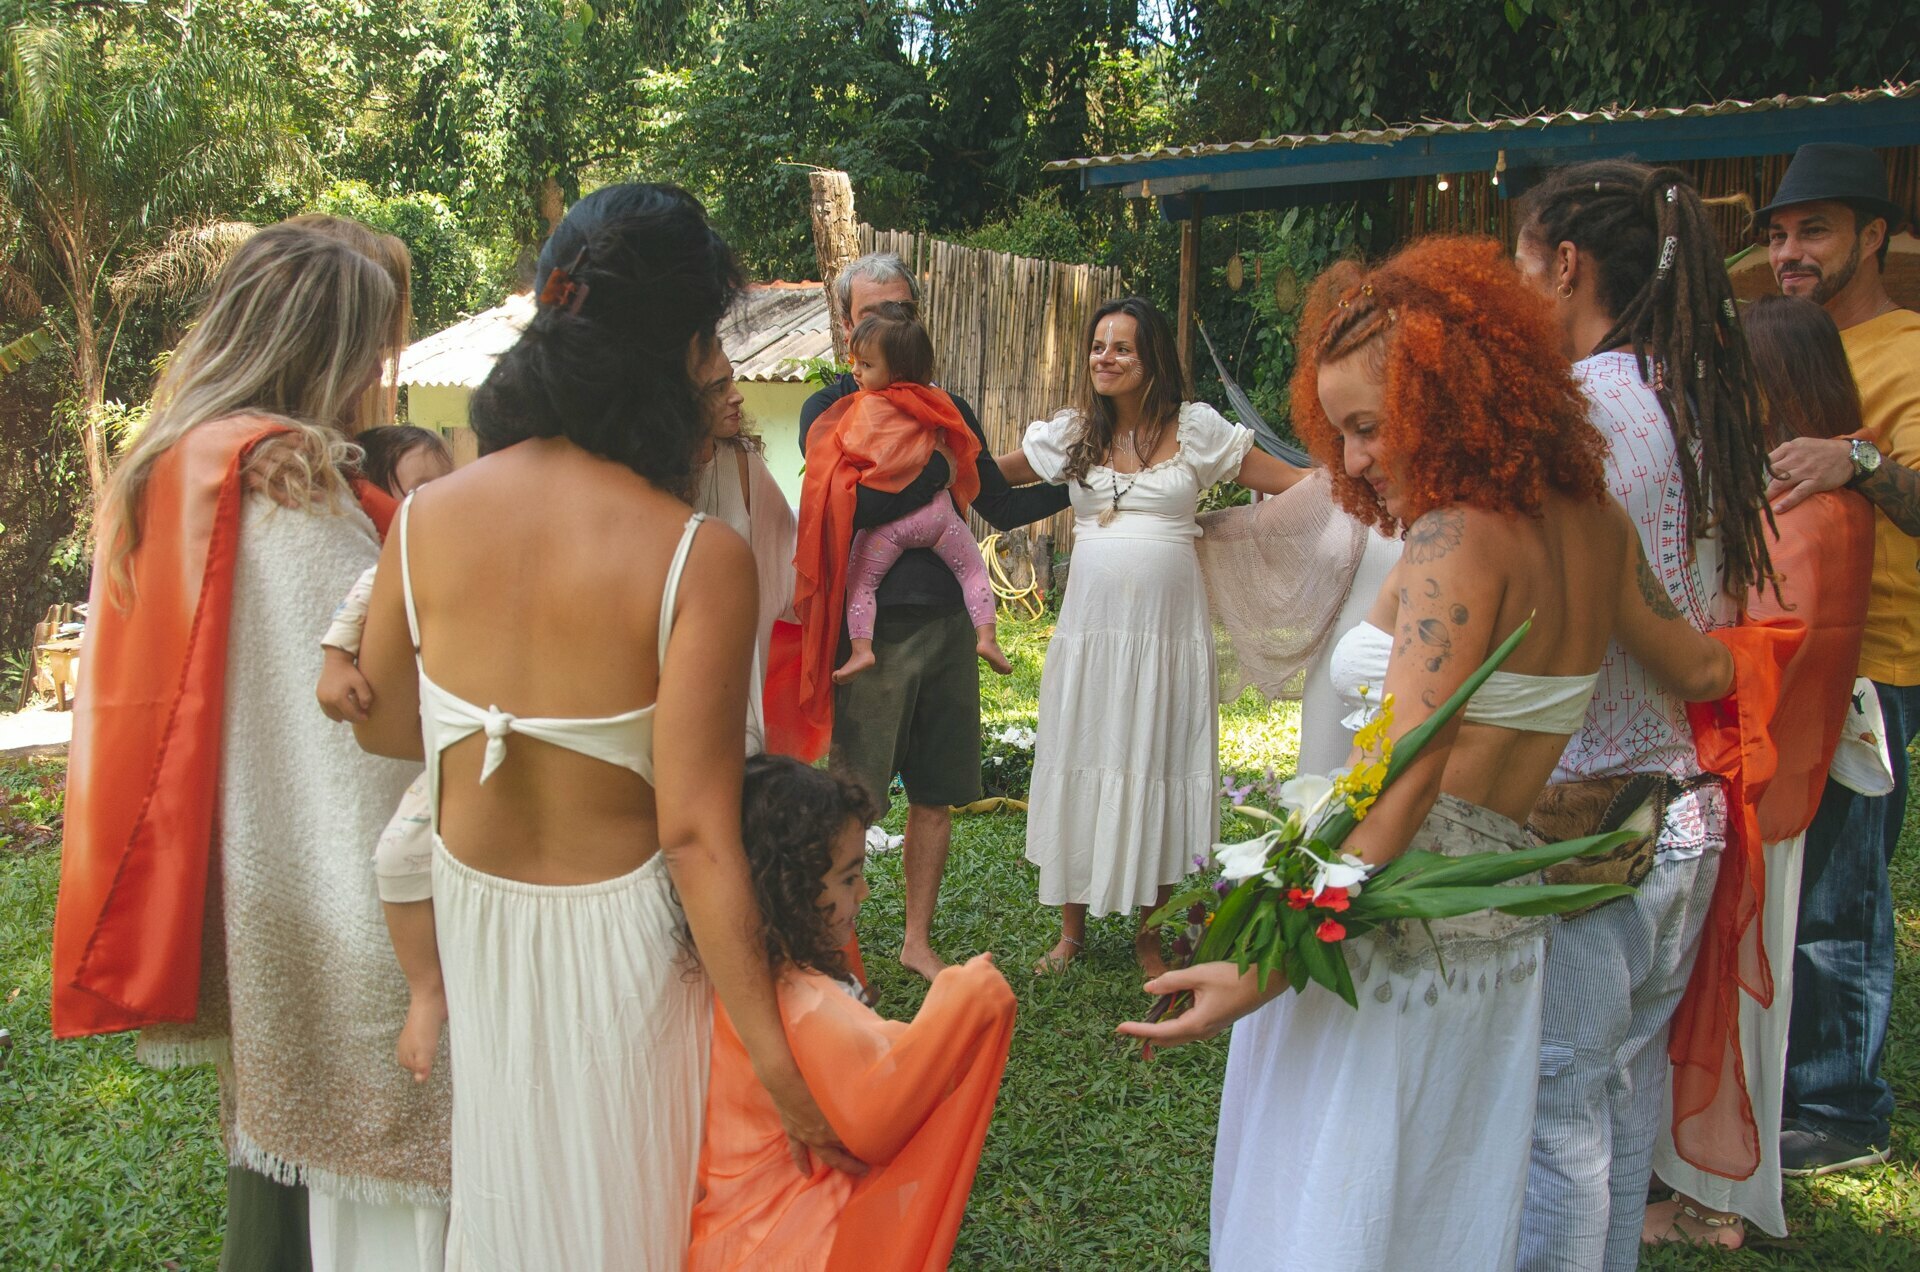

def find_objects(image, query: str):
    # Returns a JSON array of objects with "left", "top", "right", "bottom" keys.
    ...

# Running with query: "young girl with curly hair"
[
  {"left": 689, "top": 755, "right": 1016, "bottom": 1271},
  {"left": 1122, "top": 235, "right": 1735, "bottom": 1272}
]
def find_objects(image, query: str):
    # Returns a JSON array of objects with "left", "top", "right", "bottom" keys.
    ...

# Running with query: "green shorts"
[{"left": 831, "top": 605, "right": 983, "bottom": 810}]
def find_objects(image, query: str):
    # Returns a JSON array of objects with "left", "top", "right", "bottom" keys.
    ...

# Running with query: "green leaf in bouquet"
[
  {"left": 1191, "top": 877, "right": 1262, "bottom": 964},
  {"left": 1296, "top": 926, "right": 1358, "bottom": 1008},
  {"left": 1146, "top": 881, "right": 1222, "bottom": 930},
  {"left": 1351, "top": 881, "right": 1635, "bottom": 921},
  {"left": 1362, "top": 831, "right": 1640, "bottom": 894}
]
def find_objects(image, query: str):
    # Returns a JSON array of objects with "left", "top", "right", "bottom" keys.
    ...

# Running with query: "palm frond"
[
  {"left": 0, "top": 324, "right": 52, "bottom": 376},
  {"left": 109, "top": 219, "right": 257, "bottom": 303}
]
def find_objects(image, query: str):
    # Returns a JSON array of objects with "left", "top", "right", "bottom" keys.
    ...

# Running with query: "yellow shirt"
[{"left": 1842, "top": 308, "right": 1920, "bottom": 685}]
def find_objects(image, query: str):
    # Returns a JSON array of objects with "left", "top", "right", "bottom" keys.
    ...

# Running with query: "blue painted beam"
[{"left": 1073, "top": 97, "right": 1920, "bottom": 214}]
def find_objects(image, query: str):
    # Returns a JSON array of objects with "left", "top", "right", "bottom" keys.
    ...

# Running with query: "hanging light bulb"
[
  {"left": 1493, "top": 148, "right": 1508, "bottom": 189},
  {"left": 1436, "top": 176, "right": 1450, "bottom": 193}
]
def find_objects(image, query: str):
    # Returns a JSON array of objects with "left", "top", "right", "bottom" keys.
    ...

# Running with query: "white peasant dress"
[{"left": 1021, "top": 403, "right": 1254, "bottom": 916}]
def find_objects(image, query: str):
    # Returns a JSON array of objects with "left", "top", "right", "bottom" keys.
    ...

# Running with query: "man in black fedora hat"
[{"left": 1762, "top": 141, "right": 1920, "bottom": 1178}]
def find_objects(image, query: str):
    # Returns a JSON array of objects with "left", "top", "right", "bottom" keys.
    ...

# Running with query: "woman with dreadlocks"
[{"left": 1511, "top": 161, "right": 1774, "bottom": 1272}]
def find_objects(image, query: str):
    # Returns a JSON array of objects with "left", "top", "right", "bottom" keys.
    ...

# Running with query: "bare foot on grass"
[
  {"left": 899, "top": 941, "right": 950, "bottom": 982},
  {"left": 1032, "top": 936, "right": 1082, "bottom": 975},
  {"left": 1134, "top": 929, "right": 1170, "bottom": 980}
]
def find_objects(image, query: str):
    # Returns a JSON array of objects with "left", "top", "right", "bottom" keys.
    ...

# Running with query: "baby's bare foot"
[{"left": 833, "top": 649, "right": 877, "bottom": 684}]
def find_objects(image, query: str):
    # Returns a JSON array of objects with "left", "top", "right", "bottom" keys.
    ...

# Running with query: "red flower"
[
  {"left": 1286, "top": 888, "right": 1312, "bottom": 911},
  {"left": 1317, "top": 885, "right": 1351, "bottom": 913},
  {"left": 1316, "top": 918, "right": 1347, "bottom": 943}
]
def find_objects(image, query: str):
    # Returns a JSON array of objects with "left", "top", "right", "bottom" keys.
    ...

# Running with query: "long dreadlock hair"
[{"left": 1519, "top": 161, "right": 1774, "bottom": 601}]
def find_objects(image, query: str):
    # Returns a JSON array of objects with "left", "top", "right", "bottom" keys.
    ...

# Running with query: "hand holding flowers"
[{"left": 1122, "top": 617, "right": 1640, "bottom": 1053}]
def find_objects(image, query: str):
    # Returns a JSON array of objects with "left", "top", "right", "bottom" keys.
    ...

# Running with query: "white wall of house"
[{"left": 403, "top": 378, "right": 816, "bottom": 507}]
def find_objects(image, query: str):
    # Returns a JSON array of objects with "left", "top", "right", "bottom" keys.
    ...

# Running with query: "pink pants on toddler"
[{"left": 846, "top": 497, "right": 995, "bottom": 640}]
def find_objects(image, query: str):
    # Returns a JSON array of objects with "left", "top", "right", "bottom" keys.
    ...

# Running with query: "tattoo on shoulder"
[
  {"left": 1860, "top": 460, "right": 1920, "bottom": 538},
  {"left": 1404, "top": 509, "right": 1465, "bottom": 564},
  {"left": 1635, "top": 545, "right": 1683, "bottom": 620}
]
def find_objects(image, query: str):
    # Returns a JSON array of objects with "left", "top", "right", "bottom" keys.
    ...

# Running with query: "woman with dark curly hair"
[
  {"left": 1121, "top": 236, "right": 1733, "bottom": 1272},
  {"left": 997, "top": 295, "right": 1307, "bottom": 976},
  {"left": 689, "top": 756, "right": 1016, "bottom": 1271},
  {"left": 352, "top": 184, "right": 851, "bottom": 1266}
]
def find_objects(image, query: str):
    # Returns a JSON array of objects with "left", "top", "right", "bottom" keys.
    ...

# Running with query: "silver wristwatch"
[{"left": 1847, "top": 438, "right": 1883, "bottom": 485}]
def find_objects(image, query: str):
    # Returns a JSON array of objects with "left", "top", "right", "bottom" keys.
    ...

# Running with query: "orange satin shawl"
[
  {"left": 688, "top": 956, "right": 1015, "bottom": 1272},
  {"left": 53, "top": 419, "right": 390, "bottom": 1037},
  {"left": 1667, "top": 491, "right": 1872, "bottom": 1180},
  {"left": 793, "top": 384, "right": 981, "bottom": 732}
]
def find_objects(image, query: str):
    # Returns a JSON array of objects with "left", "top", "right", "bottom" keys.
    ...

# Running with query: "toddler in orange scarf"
[
  {"left": 689, "top": 756, "right": 1015, "bottom": 1271},
  {"left": 794, "top": 305, "right": 1008, "bottom": 728}
]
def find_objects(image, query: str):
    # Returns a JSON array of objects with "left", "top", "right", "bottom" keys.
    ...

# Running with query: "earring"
[{"left": 1556, "top": 282, "right": 1575, "bottom": 300}]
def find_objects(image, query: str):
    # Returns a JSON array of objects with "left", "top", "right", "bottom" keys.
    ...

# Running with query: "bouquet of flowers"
[{"left": 1150, "top": 617, "right": 1635, "bottom": 1016}]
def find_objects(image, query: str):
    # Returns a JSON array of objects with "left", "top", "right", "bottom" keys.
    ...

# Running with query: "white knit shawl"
[{"left": 138, "top": 492, "right": 451, "bottom": 1206}]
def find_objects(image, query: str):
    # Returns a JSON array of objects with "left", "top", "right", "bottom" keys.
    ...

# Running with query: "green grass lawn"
[{"left": 4, "top": 613, "right": 1917, "bottom": 1269}]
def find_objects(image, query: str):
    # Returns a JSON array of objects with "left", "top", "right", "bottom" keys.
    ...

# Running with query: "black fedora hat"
[{"left": 1756, "top": 143, "right": 1906, "bottom": 230}]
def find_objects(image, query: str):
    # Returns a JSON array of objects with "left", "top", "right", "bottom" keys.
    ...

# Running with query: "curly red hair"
[{"left": 1291, "top": 235, "right": 1608, "bottom": 533}]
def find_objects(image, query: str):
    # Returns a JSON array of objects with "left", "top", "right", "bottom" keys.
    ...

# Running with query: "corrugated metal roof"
[
  {"left": 397, "top": 284, "right": 832, "bottom": 389},
  {"left": 1044, "top": 83, "right": 1920, "bottom": 174}
]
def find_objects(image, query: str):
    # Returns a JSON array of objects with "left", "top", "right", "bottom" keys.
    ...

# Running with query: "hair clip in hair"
[
  {"left": 1594, "top": 180, "right": 1602, "bottom": 192},
  {"left": 539, "top": 247, "right": 592, "bottom": 315},
  {"left": 1696, "top": 355, "right": 1707, "bottom": 380},
  {"left": 1656, "top": 234, "right": 1677, "bottom": 278},
  {"left": 1722, "top": 298, "right": 1737, "bottom": 322},
  {"left": 1665, "top": 185, "right": 1678, "bottom": 204}
]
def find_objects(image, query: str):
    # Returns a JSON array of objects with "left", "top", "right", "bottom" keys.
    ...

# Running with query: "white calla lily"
[
  {"left": 1213, "top": 832, "right": 1278, "bottom": 883},
  {"left": 1278, "top": 774, "right": 1334, "bottom": 813}
]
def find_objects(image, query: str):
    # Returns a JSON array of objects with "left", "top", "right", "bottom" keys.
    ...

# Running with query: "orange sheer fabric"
[
  {"left": 1747, "top": 492, "right": 1874, "bottom": 841},
  {"left": 53, "top": 417, "right": 286, "bottom": 1036},
  {"left": 689, "top": 956, "right": 1015, "bottom": 1271},
  {"left": 1669, "top": 491, "right": 1873, "bottom": 1179},
  {"left": 792, "top": 385, "right": 982, "bottom": 732}
]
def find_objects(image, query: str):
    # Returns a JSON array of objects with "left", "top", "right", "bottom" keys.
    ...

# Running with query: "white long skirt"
[
  {"left": 1212, "top": 796, "right": 1548, "bottom": 1272},
  {"left": 1650, "top": 833, "right": 1805, "bottom": 1236},
  {"left": 1025, "top": 530, "right": 1218, "bottom": 916},
  {"left": 435, "top": 846, "right": 711, "bottom": 1270}
]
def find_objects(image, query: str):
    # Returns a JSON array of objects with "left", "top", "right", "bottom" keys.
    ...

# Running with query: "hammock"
[{"left": 1195, "top": 318, "right": 1313, "bottom": 468}]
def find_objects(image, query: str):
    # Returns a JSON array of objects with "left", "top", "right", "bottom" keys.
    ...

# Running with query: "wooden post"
[
  {"left": 808, "top": 170, "right": 860, "bottom": 361},
  {"left": 1177, "top": 195, "right": 1202, "bottom": 395}
]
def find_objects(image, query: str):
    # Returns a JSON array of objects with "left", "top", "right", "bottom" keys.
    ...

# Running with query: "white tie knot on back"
[{"left": 479, "top": 706, "right": 516, "bottom": 782}]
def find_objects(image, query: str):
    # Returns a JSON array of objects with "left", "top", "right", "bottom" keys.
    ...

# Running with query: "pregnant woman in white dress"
[
  {"left": 353, "top": 184, "right": 854, "bottom": 1268},
  {"left": 1121, "top": 237, "right": 1737, "bottom": 1272},
  {"left": 997, "top": 296, "right": 1305, "bottom": 974}
]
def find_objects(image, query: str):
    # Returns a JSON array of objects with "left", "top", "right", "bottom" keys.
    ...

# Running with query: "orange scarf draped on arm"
[
  {"left": 1670, "top": 488, "right": 1873, "bottom": 1177},
  {"left": 52, "top": 419, "right": 392, "bottom": 1037},
  {"left": 792, "top": 384, "right": 981, "bottom": 731}
]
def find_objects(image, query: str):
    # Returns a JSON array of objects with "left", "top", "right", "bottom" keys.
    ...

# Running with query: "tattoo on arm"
[
  {"left": 1404, "top": 509, "right": 1465, "bottom": 564},
  {"left": 1634, "top": 542, "right": 1684, "bottom": 620},
  {"left": 1858, "top": 460, "right": 1920, "bottom": 538}
]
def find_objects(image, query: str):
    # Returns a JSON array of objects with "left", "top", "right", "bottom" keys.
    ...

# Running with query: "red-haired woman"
[{"left": 1121, "top": 236, "right": 1733, "bottom": 1272}]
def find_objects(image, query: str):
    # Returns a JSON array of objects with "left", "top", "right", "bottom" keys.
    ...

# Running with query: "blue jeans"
[{"left": 1784, "top": 679, "right": 1920, "bottom": 1147}]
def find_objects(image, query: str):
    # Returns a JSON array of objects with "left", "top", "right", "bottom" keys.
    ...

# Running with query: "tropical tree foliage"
[{"left": 0, "top": 6, "right": 308, "bottom": 494}]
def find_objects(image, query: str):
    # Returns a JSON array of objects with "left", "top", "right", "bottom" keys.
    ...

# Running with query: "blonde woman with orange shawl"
[
  {"left": 52, "top": 222, "right": 450, "bottom": 1271},
  {"left": 690, "top": 756, "right": 1015, "bottom": 1271}
]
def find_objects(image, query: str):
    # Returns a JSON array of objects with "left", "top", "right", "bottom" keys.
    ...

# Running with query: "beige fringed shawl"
[
  {"left": 1196, "top": 469, "right": 1372, "bottom": 701},
  {"left": 139, "top": 493, "right": 451, "bottom": 1206}
]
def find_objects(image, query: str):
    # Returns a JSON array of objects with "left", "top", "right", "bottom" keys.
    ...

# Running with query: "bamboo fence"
[{"left": 857, "top": 225, "right": 1125, "bottom": 554}]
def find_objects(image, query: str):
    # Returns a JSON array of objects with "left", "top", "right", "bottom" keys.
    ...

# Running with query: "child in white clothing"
[{"left": 316, "top": 426, "right": 452, "bottom": 1081}]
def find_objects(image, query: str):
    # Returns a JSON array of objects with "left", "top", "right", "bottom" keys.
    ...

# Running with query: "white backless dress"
[{"left": 399, "top": 497, "right": 714, "bottom": 1270}]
